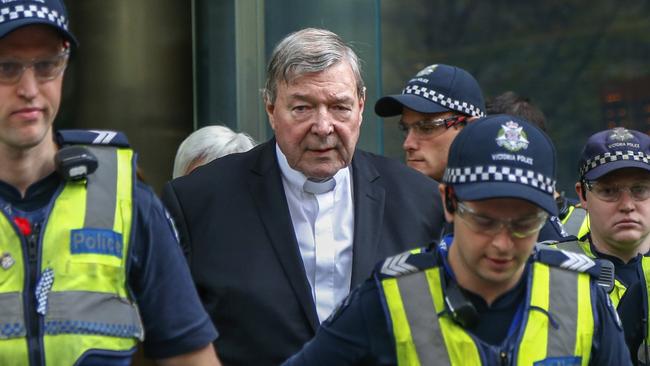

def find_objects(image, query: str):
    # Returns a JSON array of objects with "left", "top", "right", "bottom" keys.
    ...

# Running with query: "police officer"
[
  {"left": 552, "top": 127, "right": 650, "bottom": 364},
  {"left": 374, "top": 63, "right": 485, "bottom": 181},
  {"left": 0, "top": 1, "right": 220, "bottom": 365},
  {"left": 282, "top": 115, "right": 630, "bottom": 365},
  {"left": 485, "top": 90, "right": 587, "bottom": 242},
  {"left": 553, "top": 128, "right": 650, "bottom": 307}
]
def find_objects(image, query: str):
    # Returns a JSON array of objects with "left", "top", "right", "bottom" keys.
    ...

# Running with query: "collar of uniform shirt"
[{"left": 275, "top": 143, "right": 350, "bottom": 195}]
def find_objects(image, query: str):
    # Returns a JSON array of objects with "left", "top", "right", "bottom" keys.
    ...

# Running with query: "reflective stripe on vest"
[
  {"left": 0, "top": 146, "right": 142, "bottom": 365},
  {"left": 555, "top": 240, "right": 626, "bottom": 307},
  {"left": 381, "top": 262, "right": 594, "bottom": 365},
  {"left": 561, "top": 207, "right": 588, "bottom": 238}
]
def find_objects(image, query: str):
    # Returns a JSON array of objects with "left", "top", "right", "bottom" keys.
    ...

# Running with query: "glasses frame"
[
  {"left": 455, "top": 201, "right": 549, "bottom": 239},
  {"left": 0, "top": 49, "right": 70, "bottom": 84},
  {"left": 398, "top": 115, "right": 467, "bottom": 138},
  {"left": 583, "top": 180, "right": 650, "bottom": 202}
]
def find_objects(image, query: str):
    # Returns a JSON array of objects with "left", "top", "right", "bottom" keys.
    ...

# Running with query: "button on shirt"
[{"left": 276, "top": 145, "right": 354, "bottom": 323}]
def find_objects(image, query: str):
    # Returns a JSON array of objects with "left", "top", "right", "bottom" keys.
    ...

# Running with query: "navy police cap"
[
  {"left": 443, "top": 114, "right": 558, "bottom": 215},
  {"left": 579, "top": 127, "right": 650, "bottom": 181},
  {"left": 0, "top": 0, "right": 77, "bottom": 47},
  {"left": 375, "top": 64, "right": 485, "bottom": 118}
]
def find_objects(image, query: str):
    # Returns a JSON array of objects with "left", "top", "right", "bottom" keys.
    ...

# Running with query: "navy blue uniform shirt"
[
  {"left": 618, "top": 279, "right": 647, "bottom": 366},
  {"left": 0, "top": 173, "right": 217, "bottom": 363},
  {"left": 282, "top": 250, "right": 630, "bottom": 366}
]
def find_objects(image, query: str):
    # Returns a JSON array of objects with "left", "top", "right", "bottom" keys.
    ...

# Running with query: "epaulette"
[
  {"left": 56, "top": 129, "right": 130, "bottom": 148},
  {"left": 547, "top": 215, "right": 572, "bottom": 239},
  {"left": 373, "top": 247, "right": 437, "bottom": 280},
  {"left": 534, "top": 245, "right": 615, "bottom": 292},
  {"left": 536, "top": 233, "right": 580, "bottom": 248}
]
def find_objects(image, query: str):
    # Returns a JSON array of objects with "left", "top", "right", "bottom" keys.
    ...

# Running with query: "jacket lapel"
[
  {"left": 350, "top": 152, "right": 386, "bottom": 286},
  {"left": 248, "top": 140, "right": 319, "bottom": 331}
]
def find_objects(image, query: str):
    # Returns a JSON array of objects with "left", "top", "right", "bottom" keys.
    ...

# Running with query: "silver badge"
[
  {"left": 496, "top": 121, "right": 529, "bottom": 152},
  {"left": 415, "top": 64, "right": 438, "bottom": 77},
  {"left": 1, "top": 252, "right": 14, "bottom": 270},
  {"left": 609, "top": 127, "right": 634, "bottom": 142}
]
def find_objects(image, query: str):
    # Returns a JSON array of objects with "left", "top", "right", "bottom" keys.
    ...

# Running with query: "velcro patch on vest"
[
  {"left": 70, "top": 229, "right": 123, "bottom": 258},
  {"left": 533, "top": 356, "right": 581, "bottom": 366}
]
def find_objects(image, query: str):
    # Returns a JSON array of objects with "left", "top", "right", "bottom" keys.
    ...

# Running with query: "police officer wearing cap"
[
  {"left": 0, "top": 1, "right": 220, "bottom": 365},
  {"left": 553, "top": 128, "right": 650, "bottom": 306},
  {"left": 485, "top": 91, "right": 587, "bottom": 242},
  {"left": 282, "top": 115, "right": 630, "bottom": 366},
  {"left": 375, "top": 64, "right": 485, "bottom": 181},
  {"left": 550, "top": 128, "right": 650, "bottom": 364}
]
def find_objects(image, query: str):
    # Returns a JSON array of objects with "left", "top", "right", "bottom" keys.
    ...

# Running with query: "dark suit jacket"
[{"left": 161, "top": 139, "right": 445, "bottom": 366}]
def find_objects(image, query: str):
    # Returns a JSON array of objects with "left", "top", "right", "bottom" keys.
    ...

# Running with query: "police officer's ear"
[
  {"left": 575, "top": 181, "right": 588, "bottom": 209},
  {"left": 439, "top": 184, "right": 456, "bottom": 222}
]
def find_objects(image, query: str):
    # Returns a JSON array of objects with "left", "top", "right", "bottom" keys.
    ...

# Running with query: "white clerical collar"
[{"left": 275, "top": 143, "right": 350, "bottom": 193}]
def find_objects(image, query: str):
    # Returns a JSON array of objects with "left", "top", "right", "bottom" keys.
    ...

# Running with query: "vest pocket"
[{"left": 61, "top": 260, "right": 125, "bottom": 296}]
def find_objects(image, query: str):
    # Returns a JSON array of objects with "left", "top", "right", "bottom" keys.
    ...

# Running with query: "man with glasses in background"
[
  {"left": 552, "top": 127, "right": 650, "bottom": 364},
  {"left": 374, "top": 64, "right": 485, "bottom": 181},
  {"left": 283, "top": 115, "right": 630, "bottom": 365},
  {"left": 0, "top": 1, "right": 219, "bottom": 365}
]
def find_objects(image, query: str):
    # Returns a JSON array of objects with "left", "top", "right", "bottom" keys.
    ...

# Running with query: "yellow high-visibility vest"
[
  {"left": 553, "top": 239, "right": 626, "bottom": 307},
  {"left": 380, "top": 256, "right": 594, "bottom": 365},
  {"left": 0, "top": 145, "right": 143, "bottom": 365}
]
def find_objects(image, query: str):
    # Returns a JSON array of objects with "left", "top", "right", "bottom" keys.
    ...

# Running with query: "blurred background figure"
[
  {"left": 486, "top": 91, "right": 548, "bottom": 132},
  {"left": 172, "top": 125, "right": 257, "bottom": 178},
  {"left": 487, "top": 91, "right": 586, "bottom": 241}
]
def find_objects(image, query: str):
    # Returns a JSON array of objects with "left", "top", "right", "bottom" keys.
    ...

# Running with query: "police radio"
[
  {"left": 444, "top": 279, "right": 479, "bottom": 328},
  {"left": 55, "top": 146, "right": 98, "bottom": 181}
]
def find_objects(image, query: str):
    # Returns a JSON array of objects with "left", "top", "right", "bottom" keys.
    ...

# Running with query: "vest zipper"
[
  {"left": 25, "top": 222, "right": 44, "bottom": 366},
  {"left": 499, "top": 350, "right": 509, "bottom": 366}
]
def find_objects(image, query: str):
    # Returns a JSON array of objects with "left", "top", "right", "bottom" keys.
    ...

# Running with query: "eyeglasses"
[
  {"left": 584, "top": 180, "right": 650, "bottom": 202},
  {"left": 455, "top": 201, "right": 549, "bottom": 239},
  {"left": 0, "top": 50, "right": 70, "bottom": 84},
  {"left": 398, "top": 115, "right": 467, "bottom": 138}
]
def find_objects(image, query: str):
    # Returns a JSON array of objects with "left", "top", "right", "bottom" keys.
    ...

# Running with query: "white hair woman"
[{"left": 172, "top": 125, "right": 257, "bottom": 178}]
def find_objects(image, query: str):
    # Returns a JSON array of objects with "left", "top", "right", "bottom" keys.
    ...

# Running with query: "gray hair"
[
  {"left": 262, "top": 28, "right": 365, "bottom": 104},
  {"left": 172, "top": 125, "right": 257, "bottom": 178}
]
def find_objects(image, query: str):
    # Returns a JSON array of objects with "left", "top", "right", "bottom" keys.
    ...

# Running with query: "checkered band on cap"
[
  {"left": 0, "top": 4, "right": 68, "bottom": 30},
  {"left": 580, "top": 150, "right": 650, "bottom": 177},
  {"left": 403, "top": 85, "right": 485, "bottom": 118},
  {"left": 443, "top": 165, "right": 556, "bottom": 194}
]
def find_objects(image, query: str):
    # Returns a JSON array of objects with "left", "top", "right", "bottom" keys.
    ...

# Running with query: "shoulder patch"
[
  {"left": 535, "top": 245, "right": 594, "bottom": 271},
  {"left": 379, "top": 252, "right": 418, "bottom": 277},
  {"left": 557, "top": 250, "right": 596, "bottom": 272},
  {"left": 374, "top": 248, "right": 436, "bottom": 279},
  {"left": 56, "top": 129, "right": 130, "bottom": 148},
  {"left": 535, "top": 245, "right": 615, "bottom": 292}
]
